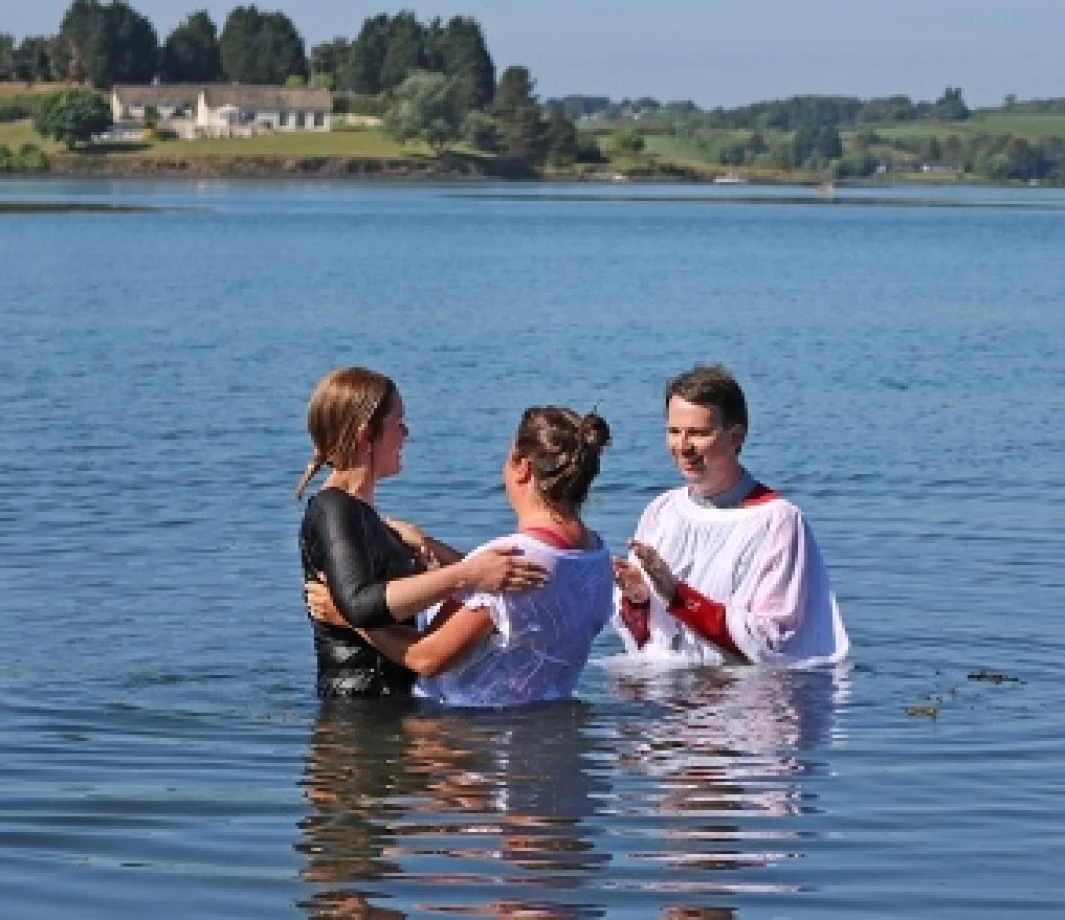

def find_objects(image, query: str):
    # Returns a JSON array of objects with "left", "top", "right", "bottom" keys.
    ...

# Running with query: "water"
[{"left": 1, "top": 178, "right": 1063, "bottom": 918}]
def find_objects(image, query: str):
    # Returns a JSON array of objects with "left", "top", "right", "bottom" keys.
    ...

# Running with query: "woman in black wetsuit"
[{"left": 295, "top": 367, "right": 548, "bottom": 698}]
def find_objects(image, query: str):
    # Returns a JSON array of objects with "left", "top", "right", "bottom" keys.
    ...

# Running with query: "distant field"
[
  {"left": 971, "top": 112, "right": 1065, "bottom": 137},
  {"left": 0, "top": 82, "right": 79, "bottom": 96},
  {"left": 864, "top": 113, "right": 1065, "bottom": 141}
]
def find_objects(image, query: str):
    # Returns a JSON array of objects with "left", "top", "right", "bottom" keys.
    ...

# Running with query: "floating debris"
[
  {"left": 905, "top": 704, "right": 939, "bottom": 720},
  {"left": 967, "top": 668, "right": 1022, "bottom": 685}
]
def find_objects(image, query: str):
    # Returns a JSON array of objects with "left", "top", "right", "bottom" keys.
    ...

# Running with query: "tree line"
[
  {"left": 2, "top": 2, "right": 308, "bottom": 86},
  {"left": 547, "top": 89, "right": 972, "bottom": 130}
]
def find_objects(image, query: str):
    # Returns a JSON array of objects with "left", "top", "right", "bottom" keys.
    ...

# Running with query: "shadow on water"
[{"left": 293, "top": 666, "right": 848, "bottom": 919}]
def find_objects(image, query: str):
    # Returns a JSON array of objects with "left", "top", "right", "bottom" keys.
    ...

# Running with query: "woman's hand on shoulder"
[{"left": 460, "top": 545, "right": 549, "bottom": 593}]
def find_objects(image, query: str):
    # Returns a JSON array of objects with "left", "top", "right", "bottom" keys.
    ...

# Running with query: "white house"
[
  {"left": 196, "top": 85, "right": 332, "bottom": 136},
  {"left": 109, "top": 84, "right": 333, "bottom": 139}
]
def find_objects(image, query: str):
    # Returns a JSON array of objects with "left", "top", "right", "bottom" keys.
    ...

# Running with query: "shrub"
[
  {"left": 17, "top": 143, "right": 49, "bottom": 171},
  {"left": 0, "top": 104, "right": 32, "bottom": 123},
  {"left": 575, "top": 135, "right": 605, "bottom": 163}
]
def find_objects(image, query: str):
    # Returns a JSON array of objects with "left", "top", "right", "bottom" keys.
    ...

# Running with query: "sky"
[{"left": 2, "top": 0, "right": 1062, "bottom": 108}]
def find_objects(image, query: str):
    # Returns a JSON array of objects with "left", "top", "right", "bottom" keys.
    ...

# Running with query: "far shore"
[{"left": 3, "top": 150, "right": 1039, "bottom": 190}]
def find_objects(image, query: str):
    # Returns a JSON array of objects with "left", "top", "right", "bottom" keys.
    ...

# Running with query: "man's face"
[{"left": 665, "top": 396, "right": 745, "bottom": 494}]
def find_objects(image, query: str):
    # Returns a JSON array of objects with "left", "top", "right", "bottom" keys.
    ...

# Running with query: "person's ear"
[
  {"left": 512, "top": 455, "right": 534, "bottom": 485},
  {"left": 729, "top": 424, "right": 747, "bottom": 455}
]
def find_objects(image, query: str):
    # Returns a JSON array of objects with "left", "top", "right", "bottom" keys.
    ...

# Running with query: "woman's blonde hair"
[{"left": 294, "top": 367, "right": 397, "bottom": 499}]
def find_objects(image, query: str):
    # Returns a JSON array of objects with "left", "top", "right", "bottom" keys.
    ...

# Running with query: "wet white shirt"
[{"left": 416, "top": 533, "right": 615, "bottom": 707}]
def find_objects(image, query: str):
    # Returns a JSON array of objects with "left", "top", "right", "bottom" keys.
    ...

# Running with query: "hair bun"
[{"left": 578, "top": 412, "right": 611, "bottom": 453}]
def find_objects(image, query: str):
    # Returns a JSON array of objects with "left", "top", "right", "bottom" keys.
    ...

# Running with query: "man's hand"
[
  {"left": 612, "top": 556, "right": 650, "bottom": 604},
  {"left": 627, "top": 540, "right": 679, "bottom": 601}
]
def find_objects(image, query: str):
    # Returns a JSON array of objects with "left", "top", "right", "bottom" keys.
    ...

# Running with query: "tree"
[
  {"left": 498, "top": 104, "right": 550, "bottom": 164},
  {"left": 342, "top": 13, "right": 389, "bottom": 94},
  {"left": 791, "top": 125, "right": 842, "bottom": 166},
  {"left": 933, "top": 86, "right": 970, "bottom": 121},
  {"left": 544, "top": 110, "right": 578, "bottom": 165},
  {"left": 379, "top": 12, "right": 425, "bottom": 91},
  {"left": 12, "top": 36, "right": 55, "bottom": 82},
  {"left": 161, "top": 11, "right": 221, "bottom": 83},
  {"left": 57, "top": 0, "right": 159, "bottom": 86},
  {"left": 612, "top": 125, "right": 645, "bottom": 156},
  {"left": 493, "top": 65, "right": 536, "bottom": 118},
  {"left": 34, "top": 88, "right": 112, "bottom": 149},
  {"left": 462, "top": 110, "right": 500, "bottom": 153},
  {"left": 383, "top": 71, "right": 463, "bottom": 155},
  {"left": 0, "top": 33, "right": 15, "bottom": 78},
  {"left": 310, "top": 36, "right": 349, "bottom": 89},
  {"left": 220, "top": 5, "right": 307, "bottom": 84},
  {"left": 436, "top": 17, "right": 495, "bottom": 111}
]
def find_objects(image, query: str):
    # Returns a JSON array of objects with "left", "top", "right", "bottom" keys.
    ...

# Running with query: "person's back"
[{"left": 416, "top": 534, "right": 614, "bottom": 707}]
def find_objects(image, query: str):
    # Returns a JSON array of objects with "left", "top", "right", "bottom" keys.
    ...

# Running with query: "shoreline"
[{"left": 1, "top": 151, "right": 1056, "bottom": 191}]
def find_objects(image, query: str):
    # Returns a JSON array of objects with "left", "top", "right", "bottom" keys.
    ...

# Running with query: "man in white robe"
[{"left": 613, "top": 365, "right": 849, "bottom": 667}]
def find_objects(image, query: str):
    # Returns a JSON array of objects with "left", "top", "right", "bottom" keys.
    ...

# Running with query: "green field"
[
  {"left": 0, "top": 120, "right": 61, "bottom": 152},
  {"left": 155, "top": 127, "right": 420, "bottom": 158},
  {"left": 0, "top": 119, "right": 423, "bottom": 158},
  {"left": 863, "top": 112, "right": 1065, "bottom": 142}
]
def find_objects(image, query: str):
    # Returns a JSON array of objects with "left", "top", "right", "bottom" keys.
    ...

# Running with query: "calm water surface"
[{"left": 1, "top": 178, "right": 1063, "bottom": 918}]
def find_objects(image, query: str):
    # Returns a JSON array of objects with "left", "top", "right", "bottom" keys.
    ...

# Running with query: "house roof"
[
  {"left": 201, "top": 86, "right": 332, "bottom": 110},
  {"left": 112, "top": 85, "right": 200, "bottom": 105}
]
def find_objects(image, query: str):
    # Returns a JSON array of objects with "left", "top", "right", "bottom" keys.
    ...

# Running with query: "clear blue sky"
[{"left": 3, "top": 0, "right": 1062, "bottom": 107}]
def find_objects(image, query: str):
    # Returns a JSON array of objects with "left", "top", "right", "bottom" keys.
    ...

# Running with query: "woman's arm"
[
  {"left": 305, "top": 540, "right": 547, "bottom": 627},
  {"left": 361, "top": 604, "right": 495, "bottom": 677}
]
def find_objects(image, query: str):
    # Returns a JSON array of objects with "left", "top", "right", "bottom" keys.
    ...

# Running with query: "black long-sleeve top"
[{"left": 299, "top": 487, "right": 419, "bottom": 698}]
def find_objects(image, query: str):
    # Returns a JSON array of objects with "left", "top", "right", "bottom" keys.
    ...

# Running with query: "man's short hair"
[{"left": 665, "top": 364, "right": 748, "bottom": 431}]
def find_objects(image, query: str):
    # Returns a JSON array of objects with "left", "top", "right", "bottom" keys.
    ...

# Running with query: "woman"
[
  {"left": 307, "top": 406, "right": 615, "bottom": 707},
  {"left": 296, "top": 367, "right": 549, "bottom": 698}
]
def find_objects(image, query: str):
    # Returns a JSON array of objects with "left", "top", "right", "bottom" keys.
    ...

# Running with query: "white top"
[
  {"left": 612, "top": 487, "right": 849, "bottom": 667},
  {"left": 415, "top": 533, "right": 615, "bottom": 707}
]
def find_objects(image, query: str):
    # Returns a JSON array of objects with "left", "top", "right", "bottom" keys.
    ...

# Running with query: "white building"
[
  {"left": 109, "top": 84, "right": 333, "bottom": 139},
  {"left": 196, "top": 85, "right": 332, "bottom": 136}
]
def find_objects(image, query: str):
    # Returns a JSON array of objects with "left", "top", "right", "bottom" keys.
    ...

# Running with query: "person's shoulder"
[
  {"left": 638, "top": 486, "right": 687, "bottom": 525},
  {"left": 750, "top": 490, "right": 809, "bottom": 533},
  {"left": 466, "top": 532, "right": 524, "bottom": 557},
  {"left": 306, "top": 488, "right": 377, "bottom": 526}
]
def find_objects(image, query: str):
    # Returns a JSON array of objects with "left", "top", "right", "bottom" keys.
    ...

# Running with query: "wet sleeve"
[
  {"left": 726, "top": 508, "right": 810, "bottom": 662},
  {"left": 307, "top": 493, "right": 397, "bottom": 629},
  {"left": 667, "top": 583, "right": 744, "bottom": 659}
]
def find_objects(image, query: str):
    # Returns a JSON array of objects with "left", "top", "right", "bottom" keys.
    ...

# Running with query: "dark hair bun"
[{"left": 578, "top": 412, "right": 611, "bottom": 453}]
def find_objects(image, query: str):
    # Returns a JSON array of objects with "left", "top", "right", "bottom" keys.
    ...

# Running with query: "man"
[{"left": 613, "top": 365, "right": 849, "bottom": 666}]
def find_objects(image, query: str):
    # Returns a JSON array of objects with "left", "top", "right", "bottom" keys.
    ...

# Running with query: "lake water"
[{"left": 1, "top": 178, "right": 1063, "bottom": 918}]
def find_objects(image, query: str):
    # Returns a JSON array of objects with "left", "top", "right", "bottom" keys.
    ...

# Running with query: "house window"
[
  {"left": 314, "top": 111, "right": 325, "bottom": 128},
  {"left": 296, "top": 111, "right": 306, "bottom": 128},
  {"left": 279, "top": 111, "right": 289, "bottom": 127}
]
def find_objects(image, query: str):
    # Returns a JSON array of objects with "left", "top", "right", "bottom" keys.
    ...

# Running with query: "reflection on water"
[
  {"left": 296, "top": 667, "right": 848, "bottom": 918},
  {"left": 297, "top": 700, "right": 608, "bottom": 918}
]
